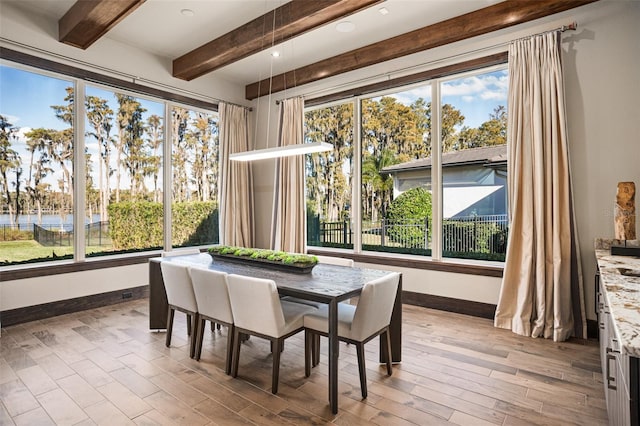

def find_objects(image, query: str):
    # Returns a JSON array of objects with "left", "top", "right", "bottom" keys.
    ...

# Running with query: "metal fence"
[
  {"left": 32, "top": 222, "right": 113, "bottom": 247},
  {"left": 307, "top": 214, "right": 508, "bottom": 259}
]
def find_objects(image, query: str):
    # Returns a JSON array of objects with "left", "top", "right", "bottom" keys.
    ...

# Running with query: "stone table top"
[{"left": 595, "top": 238, "right": 640, "bottom": 357}]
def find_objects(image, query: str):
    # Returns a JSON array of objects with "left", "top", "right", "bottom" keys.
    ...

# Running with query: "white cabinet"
[{"left": 599, "top": 276, "right": 636, "bottom": 425}]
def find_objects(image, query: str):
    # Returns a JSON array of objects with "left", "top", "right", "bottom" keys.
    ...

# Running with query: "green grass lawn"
[{"left": 0, "top": 240, "right": 113, "bottom": 264}]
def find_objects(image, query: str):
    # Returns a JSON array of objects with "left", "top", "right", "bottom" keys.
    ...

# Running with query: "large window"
[
  {"left": 170, "top": 106, "right": 219, "bottom": 248},
  {"left": 440, "top": 70, "right": 508, "bottom": 261},
  {"left": 84, "top": 85, "right": 165, "bottom": 256},
  {"left": 305, "top": 65, "right": 508, "bottom": 263},
  {"left": 0, "top": 66, "right": 75, "bottom": 264},
  {"left": 305, "top": 101, "right": 354, "bottom": 249},
  {"left": 361, "top": 88, "right": 432, "bottom": 256},
  {"left": 0, "top": 61, "right": 219, "bottom": 266}
]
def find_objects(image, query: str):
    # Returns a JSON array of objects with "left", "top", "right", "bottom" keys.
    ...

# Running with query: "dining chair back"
[
  {"left": 350, "top": 273, "right": 400, "bottom": 341},
  {"left": 188, "top": 267, "right": 235, "bottom": 373},
  {"left": 161, "top": 248, "right": 201, "bottom": 257},
  {"left": 303, "top": 271, "right": 400, "bottom": 398},
  {"left": 315, "top": 255, "right": 354, "bottom": 267},
  {"left": 226, "top": 274, "right": 316, "bottom": 393},
  {"left": 160, "top": 261, "right": 199, "bottom": 358}
]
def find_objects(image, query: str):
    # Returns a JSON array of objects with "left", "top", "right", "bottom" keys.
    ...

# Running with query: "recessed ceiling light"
[
  {"left": 271, "top": 51, "right": 280, "bottom": 58},
  {"left": 378, "top": 7, "right": 389, "bottom": 15},
  {"left": 180, "top": 9, "right": 194, "bottom": 17},
  {"left": 335, "top": 21, "right": 355, "bottom": 33}
]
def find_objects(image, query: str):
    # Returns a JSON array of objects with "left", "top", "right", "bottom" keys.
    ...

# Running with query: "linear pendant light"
[
  {"left": 229, "top": 141, "right": 333, "bottom": 161},
  {"left": 227, "top": 4, "right": 334, "bottom": 162}
]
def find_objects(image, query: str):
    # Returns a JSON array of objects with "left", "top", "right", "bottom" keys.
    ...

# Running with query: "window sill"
[
  {"left": 307, "top": 248, "right": 504, "bottom": 278},
  {"left": 0, "top": 252, "right": 161, "bottom": 281}
]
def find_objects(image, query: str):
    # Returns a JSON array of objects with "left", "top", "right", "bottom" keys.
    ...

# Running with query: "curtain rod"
[
  {"left": 0, "top": 37, "right": 253, "bottom": 112},
  {"left": 274, "top": 21, "right": 577, "bottom": 104}
]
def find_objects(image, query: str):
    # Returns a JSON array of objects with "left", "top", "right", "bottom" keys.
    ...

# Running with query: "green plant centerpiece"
[{"left": 207, "top": 246, "right": 318, "bottom": 274}]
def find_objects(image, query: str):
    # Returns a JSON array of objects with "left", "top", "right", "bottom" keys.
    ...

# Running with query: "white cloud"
[
  {"left": 442, "top": 72, "right": 508, "bottom": 102},
  {"left": 2, "top": 114, "right": 21, "bottom": 125},
  {"left": 15, "top": 126, "right": 33, "bottom": 142}
]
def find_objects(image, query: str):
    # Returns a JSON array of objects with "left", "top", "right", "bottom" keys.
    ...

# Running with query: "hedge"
[{"left": 108, "top": 201, "right": 218, "bottom": 250}]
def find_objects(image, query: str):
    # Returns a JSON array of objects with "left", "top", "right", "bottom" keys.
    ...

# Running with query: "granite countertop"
[{"left": 595, "top": 238, "right": 640, "bottom": 357}]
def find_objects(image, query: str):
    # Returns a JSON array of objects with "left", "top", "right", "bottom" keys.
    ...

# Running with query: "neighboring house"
[{"left": 381, "top": 145, "right": 507, "bottom": 219}]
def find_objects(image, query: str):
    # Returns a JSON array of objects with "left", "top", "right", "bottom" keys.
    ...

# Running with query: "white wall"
[
  {"left": 1, "top": 264, "right": 148, "bottom": 311},
  {"left": 2, "top": 1, "right": 638, "bottom": 319},
  {"left": 252, "top": 1, "right": 640, "bottom": 318}
]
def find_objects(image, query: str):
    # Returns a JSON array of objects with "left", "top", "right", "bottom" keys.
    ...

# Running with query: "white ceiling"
[{"left": 3, "top": 0, "right": 503, "bottom": 85}]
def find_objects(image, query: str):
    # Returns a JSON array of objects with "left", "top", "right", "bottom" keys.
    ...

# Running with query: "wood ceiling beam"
[
  {"left": 246, "top": 0, "right": 598, "bottom": 100},
  {"left": 59, "top": 0, "right": 146, "bottom": 49},
  {"left": 172, "top": 0, "right": 382, "bottom": 81}
]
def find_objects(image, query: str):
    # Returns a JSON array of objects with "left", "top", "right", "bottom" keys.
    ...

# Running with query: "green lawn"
[{"left": 0, "top": 240, "right": 113, "bottom": 264}]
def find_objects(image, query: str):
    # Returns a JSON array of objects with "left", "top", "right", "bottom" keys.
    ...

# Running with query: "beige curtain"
[
  {"left": 218, "top": 102, "right": 254, "bottom": 247},
  {"left": 494, "top": 32, "right": 586, "bottom": 341},
  {"left": 270, "top": 96, "right": 305, "bottom": 253}
]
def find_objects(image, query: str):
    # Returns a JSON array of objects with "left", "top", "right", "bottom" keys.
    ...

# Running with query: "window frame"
[
  {"left": 0, "top": 49, "right": 220, "bottom": 275},
  {"left": 304, "top": 59, "right": 508, "bottom": 274}
]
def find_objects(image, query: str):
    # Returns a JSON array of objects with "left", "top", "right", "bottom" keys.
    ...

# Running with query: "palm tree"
[{"left": 361, "top": 149, "right": 398, "bottom": 222}]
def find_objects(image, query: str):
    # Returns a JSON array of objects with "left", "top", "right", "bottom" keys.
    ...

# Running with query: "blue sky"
[
  {"left": 1, "top": 65, "right": 164, "bottom": 190},
  {"left": 390, "top": 68, "right": 508, "bottom": 129}
]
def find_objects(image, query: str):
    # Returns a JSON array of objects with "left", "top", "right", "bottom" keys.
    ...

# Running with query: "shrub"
[
  {"left": 108, "top": 201, "right": 218, "bottom": 250},
  {"left": 385, "top": 187, "right": 432, "bottom": 248}
]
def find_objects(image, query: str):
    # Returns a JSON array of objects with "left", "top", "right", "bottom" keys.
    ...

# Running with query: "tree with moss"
[{"left": 0, "top": 115, "right": 21, "bottom": 226}]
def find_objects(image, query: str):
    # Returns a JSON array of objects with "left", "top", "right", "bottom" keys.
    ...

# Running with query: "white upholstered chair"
[
  {"left": 303, "top": 272, "right": 400, "bottom": 399},
  {"left": 282, "top": 255, "right": 356, "bottom": 365},
  {"left": 226, "top": 274, "right": 317, "bottom": 394},
  {"left": 188, "top": 267, "right": 234, "bottom": 374},
  {"left": 160, "top": 261, "right": 199, "bottom": 358},
  {"left": 161, "top": 248, "right": 201, "bottom": 257},
  {"left": 314, "top": 255, "right": 355, "bottom": 267}
]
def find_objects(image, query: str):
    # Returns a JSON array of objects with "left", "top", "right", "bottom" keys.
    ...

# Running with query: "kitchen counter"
[{"left": 595, "top": 238, "right": 640, "bottom": 357}]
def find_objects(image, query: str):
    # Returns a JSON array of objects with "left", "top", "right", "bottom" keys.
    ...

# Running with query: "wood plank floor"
[{"left": 0, "top": 299, "right": 607, "bottom": 425}]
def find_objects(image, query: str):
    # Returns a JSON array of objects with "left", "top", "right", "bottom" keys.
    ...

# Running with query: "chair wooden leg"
[
  {"left": 225, "top": 324, "right": 234, "bottom": 375},
  {"left": 304, "top": 330, "right": 312, "bottom": 377},
  {"left": 211, "top": 322, "right": 215, "bottom": 331},
  {"left": 313, "top": 333, "right": 320, "bottom": 367},
  {"left": 231, "top": 328, "right": 241, "bottom": 378},
  {"left": 383, "top": 329, "right": 393, "bottom": 376},
  {"left": 217, "top": 323, "right": 221, "bottom": 330},
  {"left": 271, "top": 337, "right": 282, "bottom": 394},
  {"left": 165, "top": 307, "right": 175, "bottom": 347},
  {"left": 186, "top": 314, "right": 192, "bottom": 336},
  {"left": 356, "top": 342, "right": 367, "bottom": 399},
  {"left": 189, "top": 313, "right": 198, "bottom": 359},
  {"left": 195, "top": 317, "right": 205, "bottom": 360}
]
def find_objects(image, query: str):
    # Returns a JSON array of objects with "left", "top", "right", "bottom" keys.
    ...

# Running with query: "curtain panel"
[
  {"left": 494, "top": 32, "right": 586, "bottom": 341},
  {"left": 270, "top": 96, "right": 306, "bottom": 253},
  {"left": 218, "top": 102, "right": 254, "bottom": 247}
]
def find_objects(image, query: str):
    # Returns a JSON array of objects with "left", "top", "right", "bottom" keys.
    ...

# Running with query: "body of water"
[{"left": 0, "top": 214, "right": 103, "bottom": 229}]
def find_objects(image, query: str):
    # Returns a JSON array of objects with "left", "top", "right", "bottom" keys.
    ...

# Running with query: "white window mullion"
[
  {"left": 352, "top": 99, "right": 362, "bottom": 253},
  {"left": 431, "top": 82, "right": 442, "bottom": 261},
  {"left": 163, "top": 103, "right": 172, "bottom": 251},
  {"left": 74, "top": 80, "right": 86, "bottom": 261}
]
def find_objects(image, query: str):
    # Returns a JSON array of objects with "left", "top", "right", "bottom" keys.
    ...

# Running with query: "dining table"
[{"left": 148, "top": 253, "right": 402, "bottom": 414}]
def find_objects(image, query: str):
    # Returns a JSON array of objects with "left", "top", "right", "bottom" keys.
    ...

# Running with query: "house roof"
[{"left": 381, "top": 145, "right": 507, "bottom": 174}]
